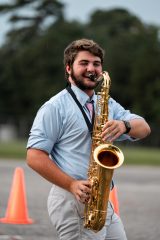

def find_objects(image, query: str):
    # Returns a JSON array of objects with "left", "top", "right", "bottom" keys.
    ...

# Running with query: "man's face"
[{"left": 66, "top": 51, "right": 102, "bottom": 91}]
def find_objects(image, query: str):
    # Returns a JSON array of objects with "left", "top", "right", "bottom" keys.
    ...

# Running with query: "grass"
[
  {"left": 0, "top": 140, "right": 27, "bottom": 159},
  {"left": 120, "top": 145, "right": 160, "bottom": 166},
  {"left": 0, "top": 140, "right": 159, "bottom": 165}
]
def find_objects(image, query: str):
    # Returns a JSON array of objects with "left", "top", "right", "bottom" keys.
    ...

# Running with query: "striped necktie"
[{"left": 86, "top": 101, "right": 94, "bottom": 120}]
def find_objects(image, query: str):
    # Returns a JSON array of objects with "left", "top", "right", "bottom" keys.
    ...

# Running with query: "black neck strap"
[{"left": 66, "top": 86, "right": 94, "bottom": 135}]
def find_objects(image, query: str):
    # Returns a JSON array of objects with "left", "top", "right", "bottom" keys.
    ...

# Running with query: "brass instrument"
[{"left": 84, "top": 71, "right": 124, "bottom": 232}]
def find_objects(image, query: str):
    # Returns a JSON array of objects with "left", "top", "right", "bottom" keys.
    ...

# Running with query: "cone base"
[{"left": 0, "top": 217, "right": 33, "bottom": 224}]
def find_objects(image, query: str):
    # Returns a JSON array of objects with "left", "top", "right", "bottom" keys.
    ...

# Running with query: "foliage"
[
  {"left": 0, "top": 0, "right": 64, "bottom": 44},
  {"left": 85, "top": 9, "right": 160, "bottom": 147},
  {"left": 0, "top": 3, "right": 160, "bottom": 145}
]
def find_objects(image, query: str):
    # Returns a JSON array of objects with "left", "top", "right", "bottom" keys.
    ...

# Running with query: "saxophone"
[{"left": 84, "top": 71, "right": 124, "bottom": 232}]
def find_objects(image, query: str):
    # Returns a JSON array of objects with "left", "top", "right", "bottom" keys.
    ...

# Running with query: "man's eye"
[
  {"left": 80, "top": 62, "right": 88, "bottom": 66},
  {"left": 94, "top": 63, "right": 101, "bottom": 67}
]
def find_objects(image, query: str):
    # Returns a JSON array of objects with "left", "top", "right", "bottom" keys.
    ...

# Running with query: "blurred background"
[
  {"left": 0, "top": 1, "right": 160, "bottom": 240},
  {"left": 0, "top": 0, "right": 159, "bottom": 163}
]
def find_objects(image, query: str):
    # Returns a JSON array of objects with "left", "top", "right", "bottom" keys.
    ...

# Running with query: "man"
[{"left": 26, "top": 39, "right": 151, "bottom": 240}]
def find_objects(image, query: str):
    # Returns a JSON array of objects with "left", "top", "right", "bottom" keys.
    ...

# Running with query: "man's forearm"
[
  {"left": 128, "top": 119, "right": 151, "bottom": 139},
  {"left": 26, "top": 148, "right": 75, "bottom": 192}
]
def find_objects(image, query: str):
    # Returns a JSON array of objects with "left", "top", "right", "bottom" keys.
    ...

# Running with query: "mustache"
[
  {"left": 86, "top": 73, "right": 103, "bottom": 82},
  {"left": 86, "top": 73, "right": 97, "bottom": 81}
]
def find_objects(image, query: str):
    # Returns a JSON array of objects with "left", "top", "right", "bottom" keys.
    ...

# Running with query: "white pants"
[{"left": 47, "top": 185, "right": 127, "bottom": 240}]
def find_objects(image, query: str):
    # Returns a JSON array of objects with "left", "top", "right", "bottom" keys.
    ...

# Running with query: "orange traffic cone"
[
  {"left": 109, "top": 186, "right": 120, "bottom": 216},
  {"left": 0, "top": 167, "right": 33, "bottom": 224}
]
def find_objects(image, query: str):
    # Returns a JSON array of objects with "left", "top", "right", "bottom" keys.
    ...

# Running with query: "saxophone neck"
[
  {"left": 97, "top": 71, "right": 111, "bottom": 86},
  {"left": 87, "top": 71, "right": 111, "bottom": 88}
]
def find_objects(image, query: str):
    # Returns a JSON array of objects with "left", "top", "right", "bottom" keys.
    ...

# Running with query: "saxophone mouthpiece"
[
  {"left": 87, "top": 72, "right": 104, "bottom": 82},
  {"left": 87, "top": 73, "right": 97, "bottom": 81}
]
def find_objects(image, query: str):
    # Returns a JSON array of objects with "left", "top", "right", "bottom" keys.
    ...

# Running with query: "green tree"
[
  {"left": 85, "top": 9, "right": 147, "bottom": 103},
  {"left": 86, "top": 9, "right": 160, "bottom": 121},
  {"left": 0, "top": 0, "right": 64, "bottom": 45},
  {"left": 84, "top": 9, "right": 160, "bottom": 146},
  {"left": 0, "top": 0, "right": 65, "bottom": 136},
  {"left": 0, "top": 1, "right": 85, "bottom": 136},
  {"left": 0, "top": 6, "right": 160, "bottom": 145}
]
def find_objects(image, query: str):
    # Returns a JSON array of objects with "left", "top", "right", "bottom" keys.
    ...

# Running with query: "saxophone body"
[{"left": 84, "top": 72, "right": 124, "bottom": 232}]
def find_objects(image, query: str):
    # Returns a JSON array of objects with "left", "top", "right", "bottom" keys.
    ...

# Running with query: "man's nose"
[{"left": 87, "top": 63, "right": 95, "bottom": 72}]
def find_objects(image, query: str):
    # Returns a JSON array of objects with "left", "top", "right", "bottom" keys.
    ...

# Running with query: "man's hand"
[
  {"left": 101, "top": 120, "right": 126, "bottom": 142},
  {"left": 69, "top": 180, "right": 91, "bottom": 204}
]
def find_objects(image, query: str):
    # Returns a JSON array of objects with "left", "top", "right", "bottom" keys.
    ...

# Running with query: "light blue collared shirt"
[{"left": 27, "top": 85, "right": 142, "bottom": 180}]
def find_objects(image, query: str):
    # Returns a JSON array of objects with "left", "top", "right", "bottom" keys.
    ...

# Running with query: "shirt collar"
[{"left": 71, "top": 84, "right": 96, "bottom": 106}]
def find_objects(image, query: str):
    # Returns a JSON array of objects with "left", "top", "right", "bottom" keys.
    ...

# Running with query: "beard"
[{"left": 70, "top": 69, "right": 99, "bottom": 91}]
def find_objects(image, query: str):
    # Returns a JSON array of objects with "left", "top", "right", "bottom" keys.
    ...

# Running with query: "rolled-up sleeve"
[{"left": 27, "top": 102, "right": 62, "bottom": 154}]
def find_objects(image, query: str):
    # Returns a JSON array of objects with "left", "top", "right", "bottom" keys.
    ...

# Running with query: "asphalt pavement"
[{"left": 0, "top": 159, "right": 160, "bottom": 240}]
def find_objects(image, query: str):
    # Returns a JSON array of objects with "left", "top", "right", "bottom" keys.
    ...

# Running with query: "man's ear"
[{"left": 66, "top": 65, "right": 71, "bottom": 75}]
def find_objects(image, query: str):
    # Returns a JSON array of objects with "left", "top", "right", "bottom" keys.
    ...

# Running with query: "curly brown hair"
[{"left": 64, "top": 39, "right": 105, "bottom": 80}]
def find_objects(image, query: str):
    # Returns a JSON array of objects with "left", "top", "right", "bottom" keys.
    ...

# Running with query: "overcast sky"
[
  {"left": 0, "top": 0, "right": 160, "bottom": 45},
  {"left": 61, "top": 0, "right": 160, "bottom": 25}
]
